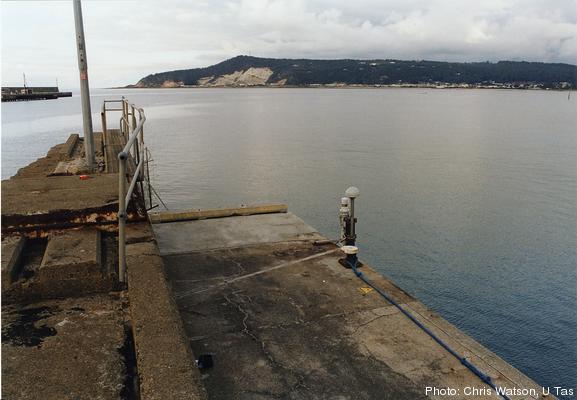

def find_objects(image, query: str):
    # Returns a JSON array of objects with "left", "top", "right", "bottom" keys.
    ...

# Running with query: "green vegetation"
[{"left": 134, "top": 55, "right": 577, "bottom": 89}]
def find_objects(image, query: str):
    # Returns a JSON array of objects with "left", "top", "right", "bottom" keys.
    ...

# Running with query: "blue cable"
[{"left": 348, "top": 259, "right": 511, "bottom": 400}]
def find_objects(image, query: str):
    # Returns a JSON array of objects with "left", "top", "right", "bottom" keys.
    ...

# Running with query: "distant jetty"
[{"left": 1, "top": 86, "right": 72, "bottom": 102}]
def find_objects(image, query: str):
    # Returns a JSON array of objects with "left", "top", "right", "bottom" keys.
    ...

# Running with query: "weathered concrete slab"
[
  {"left": 3, "top": 228, "right": 118, "bottom": 303},
  {"left": 1, "top": 236, "right": 26, "bottom": 290},
  {"left": 2, "top": 124, "right": 189, "bottom": 398},
  {"left": 1, "top": 293, "right": 130, "bottom": 400},
  {"left": 2, "top": 174, "right": 118, "bottom": 211},
  {"left": 1, "top": 174, "right": 119, "bottom": 231},
  {"left": 126, "top": 239, "right": 207, "bottom": 400},
  {"left": 153, "top": 212, "right": 325, "bottom": 255},
  {"left": 40, "top": 228, "right": 101, "bottom": 279},
  {"left": 1, "top": 128, "right": 143, "bottom": 233},
  {"left": 153, "top": 213, "right": 550, "bottom": 400}
]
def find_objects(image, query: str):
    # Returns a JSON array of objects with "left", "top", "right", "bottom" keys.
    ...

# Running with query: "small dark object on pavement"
[{"left": 196, "top": 354, "right": 214, "bottom": 370}]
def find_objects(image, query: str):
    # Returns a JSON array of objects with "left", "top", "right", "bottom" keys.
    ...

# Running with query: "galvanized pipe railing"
[{"left": 101, "top": 97, "right": 147, "bottom": 283}]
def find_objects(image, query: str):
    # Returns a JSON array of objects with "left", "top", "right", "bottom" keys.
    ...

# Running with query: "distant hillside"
[{"left": 132, "top": 56, "right": 577, "bottom": 89}]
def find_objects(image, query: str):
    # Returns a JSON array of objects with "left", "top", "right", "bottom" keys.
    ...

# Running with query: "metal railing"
[{"left": 101, "top": 97, "right": 147, "bottom": 283}]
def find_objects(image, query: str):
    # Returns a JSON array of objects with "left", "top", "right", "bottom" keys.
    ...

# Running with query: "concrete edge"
[
  {"left": 60, "top": 134, "right": 80, "bottom": 160},
  {"left": 290, "top": 215, "right": 547, "bottom": 394},
  {"left": 125, "top": 229, "right": 207, "bottom": 400},
  {"left": 149, "top": 203, "right": 288, "bottom": 224},
  {"left": 345, "top": 255, "right": 553, "bottom": 397},
  {"left": 1, "top": 236, "right": 26, "bottom": 290}
]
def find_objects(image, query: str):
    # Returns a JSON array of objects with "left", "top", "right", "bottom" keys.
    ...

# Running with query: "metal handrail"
[{"left": 101, "top": 97, "right": 147, "bottom": 283}]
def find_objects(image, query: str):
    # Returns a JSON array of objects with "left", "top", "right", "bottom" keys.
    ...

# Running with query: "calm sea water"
[{"left": 2, "top": 88, "right": 576, "bottom": 395}]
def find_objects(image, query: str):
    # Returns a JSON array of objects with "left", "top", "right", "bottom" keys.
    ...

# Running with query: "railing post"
[
  {"left": 112, "top": 99, "right": 147, "bottom": 283},
  {"left": 138, "top": 123, "right": 145, "bottom": 195},
  {"left": 131, "top": 105, "right": 137, "bottom": 131},
  {"left": 145, "top": 147, "right": 152, "bottom": 208},
  {"left": 118, "top": 152, "right": 127, "bottom": 283},
  {"left": 139, "top": 123, "right": 144, "bottom": 175},
  {"left": 101, "top": 109, "right": 107, "bottom": 139},
  {"left": 121, "top": 98, "right": 127, "bottom": 137},
  {"left": 132, "top": 106, "right": 140, "bottom": 166}
]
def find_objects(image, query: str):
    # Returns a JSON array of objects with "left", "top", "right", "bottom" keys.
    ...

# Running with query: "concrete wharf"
[
  {"left": 1, "top": 87, "right": 72, "bottom": 102},
  {"left": 1, "top": 99, "right": 553, "bottom": 400}
]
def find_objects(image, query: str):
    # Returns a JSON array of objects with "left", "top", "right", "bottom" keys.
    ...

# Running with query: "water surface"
[{"left": 2, "top": 88, "right": 576, "bottom": 395}]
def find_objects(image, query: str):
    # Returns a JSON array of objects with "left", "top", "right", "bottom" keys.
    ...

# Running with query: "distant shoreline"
[
  {"left": 115, "top": 84, "right": 573, "bottom": 91},
  {"left": 131, "top": 56, "right": 576, "bottom": 91}
]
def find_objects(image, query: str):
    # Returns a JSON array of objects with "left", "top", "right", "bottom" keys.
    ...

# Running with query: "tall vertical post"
[
  {"left": 340, "top": 186, "right": 360, "bottom": 269},
  {"left": 118, "top": 153, "right": 127, "bottom": 283},
  {"left": 345, "top": 187, "right": 360, "bottom": 246},
  {"left": 73, "top": 0, "right": 95, "bottom": 169}
]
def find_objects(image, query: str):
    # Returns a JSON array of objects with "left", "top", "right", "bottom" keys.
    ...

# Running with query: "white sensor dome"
[{"left": 345, "top": 186, "right": 360, "bottom": 198}]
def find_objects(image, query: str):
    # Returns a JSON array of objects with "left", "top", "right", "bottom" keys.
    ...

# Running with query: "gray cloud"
[{"left": 2, "top": 0, "right": 576, "bottom": 88}]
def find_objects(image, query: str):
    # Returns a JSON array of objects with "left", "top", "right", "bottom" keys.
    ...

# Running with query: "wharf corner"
[{"left": 1, "top": 97, "right": 555, "bottom": 400}]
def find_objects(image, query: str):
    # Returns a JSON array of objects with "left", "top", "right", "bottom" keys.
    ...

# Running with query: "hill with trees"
[{"left": 132, "top": 55, "right": 577, "bottom": 90}]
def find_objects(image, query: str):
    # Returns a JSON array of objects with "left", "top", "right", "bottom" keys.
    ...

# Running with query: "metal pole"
[
  {"left": 123, "top": 99, "right": 128, "bottom": 138},
  {"left": 118, "top": 155, "right": 127, "bottom": 283},
  {"left": 345, "top": 187, "right": 359, "bottom": 246},
  {"left": 73, "top": 0, "right": 95, "bottom": 169},
  {"left": 131, "top": 105, "right": 139, "bottom": 165},
  {"left": 145, "top": 149, "right": 152, "bottom": 208},
  {"left": 101, "top": 109, "right": 107, "bottom": 140},
  {"left": 350, "top": 198, "right": 355, "bottom": 239}
]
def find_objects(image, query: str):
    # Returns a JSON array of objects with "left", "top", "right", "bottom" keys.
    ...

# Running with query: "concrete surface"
[
  {"left": 1, "top": 293, "right": 131, "bottom": 400},
  {"left": 1, "top": 174, "right": 118, "bottom": 209},
  {"left": 2, "top": 128, "right": 206, "bottom": 399},
  {"left": 1, "top": 174, "right": 120, "bottom": 232},
  {"left": 1, "top": 131, "right": 143, "bottom": 233},
  {"left": 153, "top": 213, "right": 551, "bottom": 400},
  {"left": 125, "top": 238, "right": 207, "bottom": 400},
  {"left": 153, "top": 212, "right": 325, "bottom": 254},
  {"left": 41, "top": 228, "right": 101, "bottom": 273},
  {"left": 2, "top": 228, "right": 118, "bottom": 303}
]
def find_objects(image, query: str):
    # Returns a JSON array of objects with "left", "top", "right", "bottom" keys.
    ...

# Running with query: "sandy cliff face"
[
  {"left": 161, "top": 80, "right": 183, "bottom": 88},
  {"left": 134, "top": 67, "right": 282, "bottom": 88},
  {"left": 199, "top": 67, "right": 276, "bottom": 86},
  {"left": 134, "top": 79, "right": 183, "bottom": 88}
]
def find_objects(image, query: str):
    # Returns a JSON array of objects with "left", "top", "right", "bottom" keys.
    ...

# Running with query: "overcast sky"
[{"left": 2, "top": 0, "right": 577, "bottom": 88}]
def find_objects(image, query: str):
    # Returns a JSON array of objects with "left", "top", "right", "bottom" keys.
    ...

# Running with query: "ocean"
[{"left": 2, "top": 87, "right": 576, "bottom": 396}]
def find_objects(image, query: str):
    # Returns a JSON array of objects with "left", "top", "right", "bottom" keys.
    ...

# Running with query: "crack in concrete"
[
  {"left": 224, "top": 249, "right": 246, "bottom": 276},
  {"left": 222, "top": 291, "right": 310, "bottom": 398},
  {"left": 350, "top": 314, "right": 388, "bottom": 336}
]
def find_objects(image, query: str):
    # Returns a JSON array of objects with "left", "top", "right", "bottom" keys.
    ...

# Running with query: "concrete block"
[
  {"left": 39, "top": 228, "right": 101, "bottom": 281},
  {"left": 1, "top": 236, "right": 25, "bottom": 290}
]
